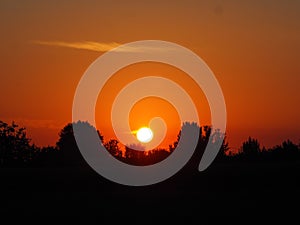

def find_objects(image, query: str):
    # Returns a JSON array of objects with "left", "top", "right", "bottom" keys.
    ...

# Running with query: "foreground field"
[{"left": 1, "top": 161, "right": 299, "bottom": 223}]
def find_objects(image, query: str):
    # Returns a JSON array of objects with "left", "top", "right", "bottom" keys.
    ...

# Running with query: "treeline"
[
  {"left": 0, "top": 120, "right": 299, "bottom": 168},
  {"left": 232, "top": 136, "right": 300, "bottom": 162}
]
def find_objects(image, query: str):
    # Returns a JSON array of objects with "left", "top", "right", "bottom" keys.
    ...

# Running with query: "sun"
[{"left": 136, "top": 127, "right": 153, "bottom": 143}]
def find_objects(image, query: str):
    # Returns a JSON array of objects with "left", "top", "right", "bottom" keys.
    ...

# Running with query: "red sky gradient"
[{"left": 1, "top": 0, "right": 300, "bottom": 151}]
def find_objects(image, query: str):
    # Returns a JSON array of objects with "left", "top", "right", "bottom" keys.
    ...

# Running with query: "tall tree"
[{"left": 56, "top": 121, "right": 103, "bottom": 167}]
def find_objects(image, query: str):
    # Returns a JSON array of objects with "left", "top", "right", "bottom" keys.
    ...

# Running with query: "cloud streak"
[
  {"left": 33, "top": 40, "right": 123, "bottom": 52},
  {"left": 32, "top": 40, "right": 177, "bottom": 53}
]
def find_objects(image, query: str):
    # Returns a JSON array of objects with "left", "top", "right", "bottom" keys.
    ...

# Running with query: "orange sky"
[
  {"left": 95, "top": 61, "right": 210, "bottom": 149},
  {"left": 1, "top": 0, "right": 300, "bottom": 151}
]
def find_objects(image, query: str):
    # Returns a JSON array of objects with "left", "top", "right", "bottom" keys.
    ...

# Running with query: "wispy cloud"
[
  {"left": 32, "top": 40, "right": 123, "bottom": 52},
  {"left": 32, "top": 40, "right": 176, "bottom": 53}
]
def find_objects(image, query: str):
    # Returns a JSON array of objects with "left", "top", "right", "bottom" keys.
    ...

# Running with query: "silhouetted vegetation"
[
  {"left": 1, "top": 119, "right": 300, "bottom": 222},
  {"left": 229, "top": 137, "right": 300, "bottom": 163},
  {"left": 0, "top": 121, "right": 37, "bottom": 167},
  {"left": 0, "top": 119, "right": 299, "bottom": 168}
]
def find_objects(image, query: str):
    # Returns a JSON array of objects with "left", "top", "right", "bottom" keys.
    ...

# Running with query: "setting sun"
[{"left": 136, "top": 127, "right": 153, "bottom": 143}]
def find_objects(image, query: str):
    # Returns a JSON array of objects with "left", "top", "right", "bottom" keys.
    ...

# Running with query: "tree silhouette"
[
  {"left": 205, "top": 127, "right": 229, "bottom": 161},
  {"left": 33, "top": 145, "right": 59, "bottom": 167},
  {"left": 266, "top": 139, "right": 300, "bottom": 161},
  {"left": 0, "top": 120, "right": 36, "bottom": 167},
  {"left": 1, "top": 119, "right": 299, "bottom": 169},
  {"left": 124, "top": 144, "right": 145, "bottom": 165},
  {"left": 104, "top": 139, "right": 122, "bottom": 158},
  {"left": 168, "top": 130, "right": 180, "bottom": 152},
  {"left": 102, "top": 122, "right": 230, "bottom": 167},
  {"left": 55, "top": 121, "right": 104, "bottom": 167},
  {"left": 239, "top": 137, "right": 261, "bottom": 160}
]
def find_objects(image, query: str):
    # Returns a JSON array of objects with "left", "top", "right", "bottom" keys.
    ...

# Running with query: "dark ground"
[{"left": 1, "top": 161, "right": 300, "bottom": 224}]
